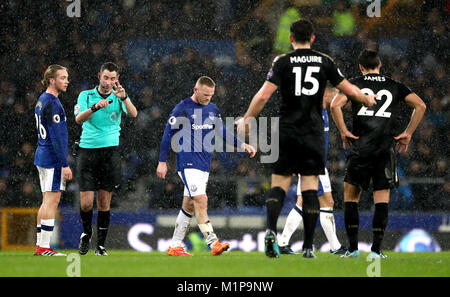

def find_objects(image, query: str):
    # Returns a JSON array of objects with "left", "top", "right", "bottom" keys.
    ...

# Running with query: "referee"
[{"left": 74, "top": 62, "right": 138, "bottom": 256}]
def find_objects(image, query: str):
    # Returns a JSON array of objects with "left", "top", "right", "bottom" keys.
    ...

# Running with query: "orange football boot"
[
  {"left": 211, "top": 241, "right": 230, "bottom": 256},
  {"left": 167, "top": 246, "right": 193, "bottom": 256}
]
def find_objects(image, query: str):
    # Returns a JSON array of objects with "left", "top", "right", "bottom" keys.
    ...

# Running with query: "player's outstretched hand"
[
  {"left": 63, "top": 166, "right": 72, "bottom": 181},
  {"left": 394, "top": 132, "right": 411, "bottom": 153},
  {"left": 242, "top": 143, "right": 256, "bottom": 158},
  {"left": 341, "top": 130, "right": 359, "bottom": 149},
  {"left": 156, "top": 162, "right": 168, "bottom": 179}
]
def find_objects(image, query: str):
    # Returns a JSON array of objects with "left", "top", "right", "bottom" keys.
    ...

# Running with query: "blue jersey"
[
  {"left": 159, "top": 97, "right": 242, "bottom": 172},
  {"left": 322, "top": 108, "right": 329, "bottom": 167},
  {"left": 34, "top": 92, "right": 69, "bottom": 168}
]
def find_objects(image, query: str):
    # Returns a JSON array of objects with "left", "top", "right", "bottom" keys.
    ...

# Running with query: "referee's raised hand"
[{"left": 111, "top": 81, "right": 127, "bottom": 100}]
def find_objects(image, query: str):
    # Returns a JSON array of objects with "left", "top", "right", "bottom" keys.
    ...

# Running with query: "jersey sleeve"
[
  {"left": 397, "top": 82, "right": 413, "bottom": 101},
  {"left": 74, "top": 91, "right": 88, "bottom": 116},
  {"left": 43, "top": 102, "right": 69, "bottom": 167},
  {"left": 266, "top": 54, "right": 284, "bottom": 86},
  {"left": 158, "top": 102, "right": 185, "bottom": 162},
  {"left": 214, "top": 108, "right": 243, "bottom": 149},
  {"left": 324, "top": 56, "right": 345, "bottom": 87}
]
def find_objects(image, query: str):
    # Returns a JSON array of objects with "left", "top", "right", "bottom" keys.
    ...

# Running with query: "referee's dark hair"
[
  {"left": 358, "top": 49, "right": 381, "bottom": 70},
  {"left": 100, "top": 62, "right": 119, "bottom": 74},
  {"left": 290, "top": 19, "right": 314, "bottom": 43}
]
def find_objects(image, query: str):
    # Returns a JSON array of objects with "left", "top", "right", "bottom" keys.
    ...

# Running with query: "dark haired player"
[
  {"left": 74, "top": 62, "right": 138, "bottom": 256},
  {"left": 237, "top": 19, "right": 376, "bottom": 258},
  {"left": 330, "top": 49, "right": 426, "bottom": 258}
]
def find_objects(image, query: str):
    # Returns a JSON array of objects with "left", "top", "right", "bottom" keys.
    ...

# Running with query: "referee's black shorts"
[
  {"left": 76, "top": 146, "right": 121, "bottom": 192},
  {"left": 272, "top": 131, "right": 325, "bottom": 176},
  {"left": 344, "top": 148, "right": 399, "bottom": 191}
]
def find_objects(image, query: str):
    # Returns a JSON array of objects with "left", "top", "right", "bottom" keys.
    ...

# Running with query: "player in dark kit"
[
  {"left": 237, "top": 19, "right": 376, "bottom": 258},
  {"left": 330, "top": 49, "right": 426, "bottom": 258}
]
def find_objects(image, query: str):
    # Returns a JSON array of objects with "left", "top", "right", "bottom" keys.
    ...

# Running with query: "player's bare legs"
[
  {"left": 36, "top": 191, "right": 61, "bottom": 252},
  {"left": 192, "top": 194, "right": 229, "bottom": 255},
  {"left": 167, "top": 196, "right": 194, "bottom": 256},
  {"left": 342, "top": 182, "right": 362, "bottom": 257}
]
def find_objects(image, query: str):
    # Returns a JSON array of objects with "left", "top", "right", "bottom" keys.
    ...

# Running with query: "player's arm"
[
  {"left": 44, "top": 104, "right": 72, "bottom": 180},
  {"left": 394, "top": 93, "right": 426, "bottom": 152},
  {"left": 216, "top": 114, "right": 256, "bottom": 158},
  {"left": 335, "top": 79, "right": 376, "bottom": 107},
  {"left": 330, "top": 93, "right": 359, "bottom": 149},
  {"left": 156, "top": 105, "right": 184, "bottom": 179},
  {"left": 237, "top": 81, "right": 278, "bottom": 134}
]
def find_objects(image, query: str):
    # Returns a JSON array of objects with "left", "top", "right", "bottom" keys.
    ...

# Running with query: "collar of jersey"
[{"left": 95, "top": 86, "right": 115, "bottom": 100}]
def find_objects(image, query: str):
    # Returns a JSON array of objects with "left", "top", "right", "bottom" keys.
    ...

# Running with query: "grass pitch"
[{"left": 0, "top": 250, "right": 449, "bottom": 277}]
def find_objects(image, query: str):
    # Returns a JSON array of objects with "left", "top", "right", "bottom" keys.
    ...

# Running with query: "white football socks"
[
  {"left": 40, "top": 219, "right": 55, "bottom": 248},
  {"left": 36, "top": 225, "right": 41, "bottom": 246},
  {"left": 170, "top": 208, "right": 193, "bottom": 248},
  {"left": 319, "top": 207, "right": 341, "bottom": 251},
  {"left": 279, "top": 205, "right": 303, "bottom": 247}
]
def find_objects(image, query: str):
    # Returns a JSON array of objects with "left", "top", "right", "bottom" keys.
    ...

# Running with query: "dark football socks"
[
  {"left": 80, "top": 208, "right": 93, "bottom": 236},
  {"left": 371, "top": 202, "right": 388, "bottom": 254},
  {"left": 344, "top": 202, "right": 359, "bottom": 252},
  {"left": 302, "top": 190, "right": 320, "bottom": 250},
  {"left": 265, "top": 187, "right": 286, "bottom": 232},
  {"left": 97, "top": 210, "right": 110, "bottom": 247}
]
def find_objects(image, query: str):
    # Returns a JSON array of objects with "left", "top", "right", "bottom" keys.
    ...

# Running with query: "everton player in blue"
[
  {"left": 34, "top": 65, "right": 72, "bottom": 256},
  {"left": 156, "top": 76, "right": 256, "bottom": 256}
]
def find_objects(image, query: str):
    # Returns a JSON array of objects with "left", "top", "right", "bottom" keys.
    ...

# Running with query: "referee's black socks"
[
  {"left": 344, "top": 201, "right": 359, "bottom": 252},
  {"left": 302, "top": 190, "right": 320, "bottom": 250},
  {"left": 265, "top": 187, "right": 286, "bottom": 232},
  {"left": 372, "top": 202, "right": 388, "bottom": 254},
  {"left": 97, "top": 210, "right": 110, "bottom": 247},
  {"left": 80, "top": 208, "right": 93, "bottom": 236}
]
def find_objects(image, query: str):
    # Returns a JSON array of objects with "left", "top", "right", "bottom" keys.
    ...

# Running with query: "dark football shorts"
[
  {"left": 344, "top": 148, "right": 399, "bottom": 191},
  {"left": 272, "top": 131, "right": 325, "bottom": 176},
  {"left": 76, "top": 146, "right": 121, "bottom": 192}
]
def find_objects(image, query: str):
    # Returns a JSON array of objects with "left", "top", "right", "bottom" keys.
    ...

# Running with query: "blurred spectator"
[
  {"left": 273, "top": 5, "right": 301, "bottom": 54},
  {"left": 332, "top": 0, "right": 356, "bottom": 37}
]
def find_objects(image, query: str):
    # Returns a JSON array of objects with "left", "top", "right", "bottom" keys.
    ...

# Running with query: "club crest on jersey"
[
  {"left": 53, "top": 114, "right": 60, "bottom": 123},
  {"left": 208, "top": 112, "right": 215, "bottom": 121},
  {"left": 267, "top": 69, "right": 274, "bottom": 80}
]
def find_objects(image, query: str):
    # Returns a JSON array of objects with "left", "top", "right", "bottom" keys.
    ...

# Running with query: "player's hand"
[
  {"left": 364, "top": 94, "right": 377, "bottom": 107},
  {"left": 62, "top": 166, "right": 72, "bottom": 181},
  {"left": 94, "top": 99, "right": 110, "bottom": 109},
  {"left": 242, "top": 143, "right": 256, "bottom": 158},
  {"left": 235, "top": 117, "right": 250, "bottom": 136},
  {"left": 394, "top": 132, "right": 411, "bottom": 153},
  {"left": 341, "top": 130, "right": 359, "bottom": 149},
  {"left": 156, "top": 162, "right": 168, "bottom": 179},
  {"left": 112, "top": 81, "right": 127, "bottom": 100}
]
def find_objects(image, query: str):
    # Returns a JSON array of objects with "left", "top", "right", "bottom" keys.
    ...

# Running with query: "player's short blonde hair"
[
  {"left": 196, "top": 76, "right": 215, "bottom": 88},
  {"left": 41, "top": 64, "right": 67, "bottom": 87}
]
